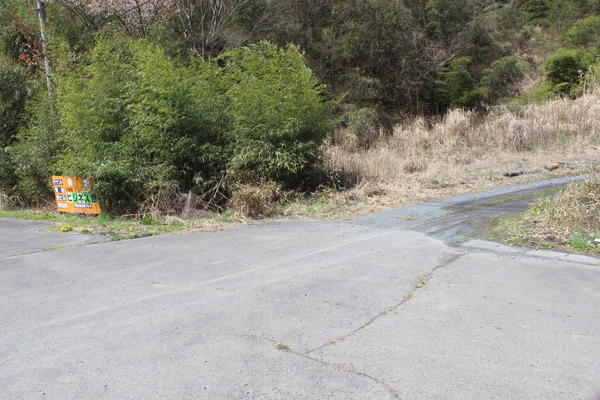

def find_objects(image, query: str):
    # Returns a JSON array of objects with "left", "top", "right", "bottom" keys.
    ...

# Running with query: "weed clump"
[
  {"left": 536, "top": 174, "right": 600, "bottom": 233},
  {"left": 496, "top": 175, "right": 600, "bottom": 253},
  {"left": 229, "top": 182, "right": 282, "bottom": 219}
]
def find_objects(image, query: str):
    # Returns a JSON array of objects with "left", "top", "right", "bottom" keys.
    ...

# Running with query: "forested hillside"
[{"left": 1, "top": 0, "right": 599, "bottom": 215}]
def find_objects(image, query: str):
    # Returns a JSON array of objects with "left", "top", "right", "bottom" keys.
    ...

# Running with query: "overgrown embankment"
[
  {"left": 2, "top": 0, "right": 600, "bottom": 225},
  {"left": 494, "top": 175, "right": 600, "bottom": 254},
  {"left": 320, "top": 80, "right": 600, "bottom": 212},
  {"left": 1, "top": 38, "right": 333, "bottom": 216}
]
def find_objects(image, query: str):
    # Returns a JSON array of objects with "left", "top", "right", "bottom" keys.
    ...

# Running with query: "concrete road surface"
[{"left": 1, "top": 177, "right": 599, "bottom": 399}]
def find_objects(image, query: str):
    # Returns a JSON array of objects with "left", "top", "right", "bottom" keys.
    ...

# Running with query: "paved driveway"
[{"left": 1, "top": 178, "right": 599, "bottom": 399}]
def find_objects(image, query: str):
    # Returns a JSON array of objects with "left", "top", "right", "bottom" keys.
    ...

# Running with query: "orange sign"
[{"left": 51, "top": 176, "right": 102, "bottom": 214}]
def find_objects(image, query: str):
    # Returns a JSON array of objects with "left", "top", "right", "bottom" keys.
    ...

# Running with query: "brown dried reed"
[
  {"left": 229, "top": 181, "right": 282, "bottom": 218},
  {"left": 533, "top": 174, "right": 600, "bottom": 236},
  {"left": 325, "top": 89, "right": 600, "bottom": 186}
]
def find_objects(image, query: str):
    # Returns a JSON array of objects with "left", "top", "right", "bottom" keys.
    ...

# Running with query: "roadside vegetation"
[
  {"left": 1, "top": 0, "right": 599, "bottom": 250},
  {"left": 0, "top": 208, "right": 240, "bottom": 240},
  {"left": 494, "top": 174, "right": 600, "bottom": 254}
]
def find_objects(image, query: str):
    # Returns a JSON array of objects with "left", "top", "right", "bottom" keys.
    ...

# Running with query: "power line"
[{"left": 68, "top": 0, "right": 154, "bottom": 40}]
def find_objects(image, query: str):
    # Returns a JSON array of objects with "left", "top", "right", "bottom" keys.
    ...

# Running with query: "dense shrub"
[
  {"left": 561, "top": 15, "right": 600, "bottom": 49},
  {"left": 0, "top": 56, "right": 30, "bottom": 146},
  {"left": 544, "top": 49, "right": 596, "bottom": 94},
  {"left": 0, "top": 148, "right": 17, "bottom": 195},
  {"left": 481, "top": 56, "right": 527, "bottom": 102},
  {"left": 51, "top": 37, "right": 332, "bottom": 213},
  {"left": 57, "top": 36, "right": 231, "bottom": 212},
  {"left": 435, "top": 57, "right": 487, "bottom": 110},
  {"left": 219, "top": 42, "right": 334, "bottom": 187},
  {"left": 8, "top": 93, "right": 61, "bottom": 203}
]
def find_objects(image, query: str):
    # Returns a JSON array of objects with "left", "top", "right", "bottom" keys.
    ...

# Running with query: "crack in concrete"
[
  {"left": 307, "top": 252, "right": 465, "bottom": 354},
  {"left": 238, "top": 334, "right": 402, "bottom": 398},
  {"left": 276, "top": 341, "right": 402, "bottom": 399}
]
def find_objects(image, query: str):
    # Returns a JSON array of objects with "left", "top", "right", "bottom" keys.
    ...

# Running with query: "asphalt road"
[{"left": 1, "top": 177, "right": 599, "bottom": 399}]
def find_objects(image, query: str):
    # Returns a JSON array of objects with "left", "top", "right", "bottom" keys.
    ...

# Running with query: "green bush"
[
  {"left": 435, "top": 57, "right": 487, "bottom": 110},
  {"left": 119, "top": 41, "right": 229, "bottom": 196},
  {"left": 0, "top": 56, "right": 30, "bottom": 196},
  {"left": 481, "top": 56, "right": 527, "bottom": 103},
  {"left": 8, "top": 92, "right": 61, "bottom": 203},
  {"left": 56, "top": 37, "right": 138, "bottom": 212},
  {"left": 561, "top": 15, "right": 600, "bottom": 48},
  {"left": 0, "top": 56, "right": 30, "bottom": 147},
  {"left": 52, "top": 37, "right": 333, "bottom": 213},
  {"left": 544, "top": 49, "right": 596, "bottom": 94},
  {"left": 57, "top": 36, "right": 230, "bottom": 213},
  {"left": 219, "top": 42, "right": 334, "bottom": 187},
  {"left": 0, "top": 147, "right": 18, "bottom": 194}
]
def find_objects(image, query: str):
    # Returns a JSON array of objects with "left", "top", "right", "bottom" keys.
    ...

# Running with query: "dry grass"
[
  {"left": 321, "top": 87, "right": 600, "bottom": 217},
  {"left": 494, "top": 174, "right": 600, "bottom": 253},
  {"left": 229, "top": 181, "right": 283, "bottom": 218},
  {"left": 5, "top": 83, "right": 599, "bottom": 226},
  {"left": 138, "top": 184, "right": 190, "bottom": 219},
  {"left": 531, "top": 174, "right": 600, "bottom": 236},
  {"left": 0, "top": 193, "right": 31, "bottom": 211}
]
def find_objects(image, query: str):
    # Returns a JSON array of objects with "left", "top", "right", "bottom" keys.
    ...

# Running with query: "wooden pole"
[{"left": 35, "top": 0, "right": 54, "bottom": 95}]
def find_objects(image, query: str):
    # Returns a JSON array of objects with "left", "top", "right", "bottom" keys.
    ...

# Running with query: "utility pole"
[{"left": 35, "top": 0, "right": 54, "bottom": 95}]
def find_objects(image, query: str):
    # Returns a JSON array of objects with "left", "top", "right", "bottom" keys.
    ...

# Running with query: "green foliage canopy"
[
  {"left": 435, "top": 57, "right": 487, "bottom": 110},
  {"left": 562, "top": 15, "right": 600, "bottom": 48},
  {"left": 544, "top": 48, "right": 596, "bottom": 93},
  {"left": 53, "top": 37, "right": 332, "bottom": 212},
  {"left": 0, "top": 57, "right": 30, "bottom": 146},
  {"left": 219, "top": 42, "right": 333, "bottom": 186}
]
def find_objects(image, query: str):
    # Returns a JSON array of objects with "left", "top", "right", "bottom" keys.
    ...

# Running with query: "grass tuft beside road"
[
  {"left": 0, "top": 209, "right": 241, "bottom": 241},
  {"left": 493, "top": 175, "right": 600, "bottom": 254}
]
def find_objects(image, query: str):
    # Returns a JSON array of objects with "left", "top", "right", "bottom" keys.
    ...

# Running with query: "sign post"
[{"left": 51, "top": 176, "right": 102, "bottom": 214}]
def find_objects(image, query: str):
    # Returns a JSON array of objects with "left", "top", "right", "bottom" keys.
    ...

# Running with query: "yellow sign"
[{"left": 51, "top": 176, "right": 102, "bottom": 214}]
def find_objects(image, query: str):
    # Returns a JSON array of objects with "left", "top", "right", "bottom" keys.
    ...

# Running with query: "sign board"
[{"left": 51, "top": 176, "right": 102, "bottom": 214}]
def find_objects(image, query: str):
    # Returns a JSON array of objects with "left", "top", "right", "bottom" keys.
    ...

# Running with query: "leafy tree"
[
  {"left": 561, "top": 15, "right": 600, "bottom": 48},
  {"left": 435, "top": 57, "right": 487, "bottom": 110},
  {"left": 0, "top": 56, "right": 30, "bottom": 146},
  {"left": 312, "top": 0, "right": 434, "bottom": 114},
  {"left": 426, "top": 0, "right": 473, "bottom": 43},
  {"left": 481, "top": 56, "right": 526, "bottom": 102},
  {"left": 219, "top": 41, "right": 333, "bottom": 186},
  {"left": 544, "top": 48, "right": 596, "bottom": 93},
  {"left": 519, "top": 0, "right": 582, "bottom": 31}
]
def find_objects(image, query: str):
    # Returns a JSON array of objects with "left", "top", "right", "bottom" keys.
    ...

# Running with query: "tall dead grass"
[
  {"left": 229, "top": 181, "right": 282, "bottom": 218},
  {"left": 325, "top": 87, "right": 600, "bottom": 187},
  {"left": 534, "top": 174, "right": 600, "bottom": 235}
]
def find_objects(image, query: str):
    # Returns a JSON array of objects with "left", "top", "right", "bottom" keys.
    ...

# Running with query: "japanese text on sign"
[{"left": 51, "top": 176, "right": 102, "bottom": 214}]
